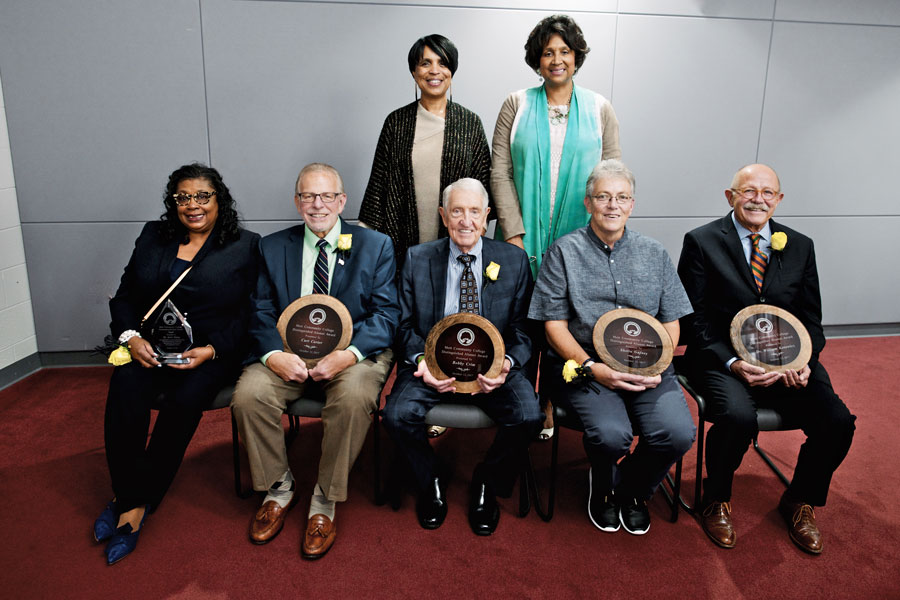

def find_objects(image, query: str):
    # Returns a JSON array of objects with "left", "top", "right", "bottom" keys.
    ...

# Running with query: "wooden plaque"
[
  {"left": 424, "top": 313, "right": 506, "bottom": 394},
  {"left": 592, "top": 308, "right": 674, "bottom": 376},
  {"left": 276, "top": 294, "right": 353, "bottom": 367},
  {"left": 730, "top": 304, "right": 812, "bottom": 373}
]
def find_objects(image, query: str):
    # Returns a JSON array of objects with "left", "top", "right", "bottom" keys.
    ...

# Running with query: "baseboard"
[
  {"left": 0, "top": 353, "right": 42, "bottom": 389},
  {"left": 823, "top": 323, "right": 900, "bottom": 338}
]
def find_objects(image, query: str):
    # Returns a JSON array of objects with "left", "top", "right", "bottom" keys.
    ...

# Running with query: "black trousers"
[
  {"left": 104, "top": 360, "right": 236, "bottom": 512},
  {"left": 382, "top": 367, "right": 543, "bottom": 498},
  {"left": 694, "top": 361, "right": 856, "bottom": 506}
]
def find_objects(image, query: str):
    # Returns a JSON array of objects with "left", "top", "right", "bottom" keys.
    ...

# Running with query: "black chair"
[
  {"left": 374, "top": 402, "right": 533, "bottom": 516},
  {"left": 672, "top": 356, "right": 800, "bottom": 514},
  {"left": 228, "top": 384, "right": 385, "bottom": 502},
  {"left": 528, "top": 400, "right": 683, "bottom": 523}
]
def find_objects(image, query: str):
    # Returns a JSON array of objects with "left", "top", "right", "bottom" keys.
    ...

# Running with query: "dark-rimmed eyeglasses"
[
  {"left": 297, "top": 192, "right": 342, "bottom": 204},
  {"left": 173, "top": 191, "right": 216, "bottom": 206}
]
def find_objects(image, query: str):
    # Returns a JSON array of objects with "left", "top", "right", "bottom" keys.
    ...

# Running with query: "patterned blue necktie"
[
  {"left": 313, "top": 239, "right": 329, "bottom": 295},
  {"left": 457, "top": 254, "right": 479, "bottom": 314}
]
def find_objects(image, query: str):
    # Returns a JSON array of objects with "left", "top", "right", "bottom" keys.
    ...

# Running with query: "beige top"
[
  {"left": 490, "top": 88, "right": 621, "bottom": 240},
  {"left": 411, "top": 102, "right": 445, "bottom": 243}
]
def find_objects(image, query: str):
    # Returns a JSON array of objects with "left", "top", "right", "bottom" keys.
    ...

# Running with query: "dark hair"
[
  {"left": 524, "top": 14, "right": 590, "bottom": 72},
  {"left": 407, "top": 34, "right": 459, "bottom": 76},
  {"left": 159, "top": 163, "right": 241, "bottom": 246}
]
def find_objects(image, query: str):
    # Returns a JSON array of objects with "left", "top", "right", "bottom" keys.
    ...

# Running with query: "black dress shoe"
[
  {"left": 468, "top": 482, "right": 500, "bottom": 536},
  {"left": 416, "top": 477, "right": 447, "bottom": 530}
]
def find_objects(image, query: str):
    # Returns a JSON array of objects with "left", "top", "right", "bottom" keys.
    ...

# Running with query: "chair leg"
[
  {"left": 659, "top": 457, "right": 682, "bottom": 523},
  {"left": 372, "top": 408, "right": 385, "bottom": 506},
  {"left": 231, "top": 411, "right": 255, "bottom": 499},
  {"left": 753, "top": 435, "right": 791, "bottom": 487},
  {"left": 518, "top": 452, "right": 532, "bottom": 518},
  {"left": 524, "top": 421, "right": 558, "bottom": 522}
]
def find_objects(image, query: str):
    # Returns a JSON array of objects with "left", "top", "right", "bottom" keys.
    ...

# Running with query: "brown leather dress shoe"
[
  {"left": 302, "top": 513, "right": 336, "bottom": 559},
  {"left": 778, "top": 496, "right": 823, "bottom": 555},
  {"left": 701, "top": 501, "right": 736, "bottom": 549},
  {"left": 249, "top": 499, "right": 293, "bottom": 545}
]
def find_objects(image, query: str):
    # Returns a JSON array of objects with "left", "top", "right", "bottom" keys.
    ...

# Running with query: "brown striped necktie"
[{"left": 750, "top": 233, "right": 767, "bottom": 292}]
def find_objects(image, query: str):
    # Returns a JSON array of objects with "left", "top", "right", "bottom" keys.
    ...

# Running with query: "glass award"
[{"left": 146, "top": 298, "right": 193, "bottom": 364}]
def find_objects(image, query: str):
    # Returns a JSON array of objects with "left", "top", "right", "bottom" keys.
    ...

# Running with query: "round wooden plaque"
[
  {"left": 424, "top": 313, "right": 506, "bottom": 394},
  {"left": 592, "top": 308, "right": 674, "bottom": 376},
  {"left": 276, "top": 294, "right": 353, "bottom": 367},
  {"left": 729, "top": 304, "right": 812, "bottom": 373}
]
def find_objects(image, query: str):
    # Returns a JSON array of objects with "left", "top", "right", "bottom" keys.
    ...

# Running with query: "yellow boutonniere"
[
  {"left": 484, "top": 261, "right": 500, "bottom": 282},
  {"left": 108, "top": 345, "right": 132, "bottom": 366},
  {"left": 337, "top": 234, "right": 352, "bottom": 252},
  {"left": 770, "top": 231, "right": 787, "bottom": 251},
  {"left": 562, "top": 359, "right": 579, "bottom": 383}
]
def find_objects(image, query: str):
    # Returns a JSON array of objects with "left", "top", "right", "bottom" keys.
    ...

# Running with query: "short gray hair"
[
  {"left": 296, "top": 162, "right": 344, "bottom": 194},
  {"left": 585, "top": 159, "right": 635, "bottom": 198},
  {"left": 442, "top": 177, "right": 489, "bottom": 210}
]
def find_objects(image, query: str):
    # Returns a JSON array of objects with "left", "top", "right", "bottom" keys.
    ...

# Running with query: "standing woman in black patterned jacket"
[{"left": 359, "top": 34, "right": 492, "bottom": 271}]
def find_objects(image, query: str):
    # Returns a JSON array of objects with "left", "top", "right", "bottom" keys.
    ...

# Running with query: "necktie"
[
  {"left": 457, "top": 254, "right": 479, "bottom": 314},
  {"left": 750, "top": 233, "right": 767, "bottom": 292},
  {"left": 313, "top": 239, "right": 329, "bottom": 295}
]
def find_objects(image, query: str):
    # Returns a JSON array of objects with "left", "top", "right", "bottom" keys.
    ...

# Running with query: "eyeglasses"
[
  {"left": 731, "top": 188, "right": 779, "bottom": 201},
  {"left": 173, "top": 191, "right": 216, "bottom": 206},
  {"left": 297, "top": 192, "right": 342, "bottom": 203},
  {"left": 590, "top": 193, "right": 633, "bottom": 206}
]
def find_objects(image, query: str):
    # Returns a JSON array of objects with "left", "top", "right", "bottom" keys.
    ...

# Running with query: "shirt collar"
[
  {"left": 303, "top": 219, "right": 342, "bottom": 252},
  {"left": 448, "top": 236, "right": 483, "bottom": 261},
  {"left": 586, "top": 225, "right": 628, "bottom": 254},
  {"left": 731, "top": 212, "right": 771, "bottom": 241}
]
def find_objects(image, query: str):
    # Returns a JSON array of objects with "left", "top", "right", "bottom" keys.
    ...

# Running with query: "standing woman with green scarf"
[
  {"left": 491, "top": 14, "right": 621, "bottom": 279},
  {"left": 491, "top": 14, "right": 621, "bottom": 439}
]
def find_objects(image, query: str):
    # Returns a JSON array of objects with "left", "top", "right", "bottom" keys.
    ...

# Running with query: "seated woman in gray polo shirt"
[{"left": 528, "top": 159, "right": 695, "bottom": 535}]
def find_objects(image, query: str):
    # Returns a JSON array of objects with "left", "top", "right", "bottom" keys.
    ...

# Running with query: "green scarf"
[{"left": 510, "top": 85, "right": 603, "bottom": 278}]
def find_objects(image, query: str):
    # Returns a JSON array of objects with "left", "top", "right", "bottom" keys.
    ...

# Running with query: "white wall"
[
  {"left": 0, "top": 72, "right": 36, "bottom": 368},
  {"left": 0, "top": 0, "right": 898, "bottom": 354}
]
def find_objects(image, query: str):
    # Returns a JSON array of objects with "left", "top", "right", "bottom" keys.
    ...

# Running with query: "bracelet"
[
  {"left": 415, "top": 355, "right": 425, "bottom": 364},
  {"left": 581, "top": 358, "right": 595, "bottom": 369},
  {"left": 206, "top": 344, "right": 217, "bottom": 360},
  {"left": 118, "top": 330, "right": 140, "bottom": 345}
]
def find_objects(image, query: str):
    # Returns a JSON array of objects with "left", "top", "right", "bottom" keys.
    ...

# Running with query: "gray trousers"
[{"left": 231, "top": 349, "right": 393, "bottom": 502}]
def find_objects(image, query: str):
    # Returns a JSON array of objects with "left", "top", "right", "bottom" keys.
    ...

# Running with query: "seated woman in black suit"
[{"left": 94, "top": 163, "right": 259, "bottom": 564}]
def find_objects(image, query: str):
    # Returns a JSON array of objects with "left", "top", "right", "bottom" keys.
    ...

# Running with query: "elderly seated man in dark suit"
[
  {"left": 383, "top": 177, "right": 542, "bottom": 536},
  {"left": 678, "top": 163, "right": 856, "bottom": 554},
  {"left": 231, "top": 162, "right": 399, "bottom": 559}
]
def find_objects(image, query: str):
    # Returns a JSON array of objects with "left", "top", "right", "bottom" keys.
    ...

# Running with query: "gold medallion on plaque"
[
  {"left": 592, "top": 308, "right": 674, "bottom": 376},
  {"left": 730, "top": 304, "right": 812, "bottom": 372},
  {"left": 424, "top": 313, "right": 506, "bottom": 394},
  {"left": 276, "top": 294, "right": 353, "bottom": 367}
]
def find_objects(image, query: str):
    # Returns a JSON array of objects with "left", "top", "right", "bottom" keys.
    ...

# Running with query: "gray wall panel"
[
  {"left": 284, "top": 0, "right": 617, "bottom": 12},
  {"left": 613, "top": 15, "right": 771, "bottom": 216},
  {"left": 202, "top": 0, "right": 615, "bottom": 219},
  {"left": 619, "top": 0, "right": 775, "bottom": 19},
  {"left": 0, "top": 0, "right": 210, "bottom": 223},
  {"left": 775, "top": 0, "right": 900, "bottom": 26},
  {"left": 22, "top": 222, "right": 145, "bottom": 351},
  {"left": 758, "top": 22, "right": 900, "bottom": 215}
]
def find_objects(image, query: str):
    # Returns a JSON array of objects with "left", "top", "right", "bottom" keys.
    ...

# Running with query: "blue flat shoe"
[
  {"left": 93, "top": 500, "right": 117, "bottom": 543},
  {"left": 105, "top": 508, "right": 147, "bottom": 565}
]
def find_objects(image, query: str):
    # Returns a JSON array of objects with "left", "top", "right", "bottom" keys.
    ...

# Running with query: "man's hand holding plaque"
[
  {"left": 729, "top": 304, "right": 813, "bottom": 387},
  {"left": 423, "top": 313, "right": 506, "bottom": 394}
]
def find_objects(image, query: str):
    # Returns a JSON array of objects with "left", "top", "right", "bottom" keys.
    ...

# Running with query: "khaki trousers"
[{"left": 231, "top": 349, "right": 393, "bottom": 502}]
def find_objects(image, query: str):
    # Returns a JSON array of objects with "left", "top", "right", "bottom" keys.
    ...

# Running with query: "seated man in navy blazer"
[
  {"left": 231, "top": 163, "right": 399, "bottom": 559},
  {"left": 678, "top": 163, "right": 856, "bottom": 554},
  {"left": 382, "top": 178, "right": 542, "bottom": 536}
]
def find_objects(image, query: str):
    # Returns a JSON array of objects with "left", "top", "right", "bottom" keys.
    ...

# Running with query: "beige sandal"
[{"left": 427, "top": 425, "right": 448, "bottom": 438}]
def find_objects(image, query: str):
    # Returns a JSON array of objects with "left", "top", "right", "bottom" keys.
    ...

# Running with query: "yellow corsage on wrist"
[
  {"left": 337, "top": 234, "right": 352, "bottom": 252},
  {"left": 108, "top": 345, "right": 132, "bottom": 366},
  {"left": 771, "top": 231, "right": 787, "bottom": 251},
  {"left": 562, "top": 359, "right": 579, "bottom": 383},
  {"left": 484, "top": 261, "right": 500, "bottom": 283}
]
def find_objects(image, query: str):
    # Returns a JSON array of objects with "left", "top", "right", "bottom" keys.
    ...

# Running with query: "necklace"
[{"left": 547, "top": 86, "right": 574, "bottom": 126}]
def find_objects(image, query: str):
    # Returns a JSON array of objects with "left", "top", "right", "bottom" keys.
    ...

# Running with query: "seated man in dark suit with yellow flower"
[
  {"left": 382, "top": 178, "right": 542, "bottom": 536},
  {"left": 677, "top": 163, "right": 856, "bottom": 554}
]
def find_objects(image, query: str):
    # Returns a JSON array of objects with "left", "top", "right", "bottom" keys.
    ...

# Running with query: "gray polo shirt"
[{"left": 528, "top": 226, "right": 692, "bottom": 349}]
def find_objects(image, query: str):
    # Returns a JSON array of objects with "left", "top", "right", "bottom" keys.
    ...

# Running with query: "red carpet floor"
[{"left": 1, "top": 336, "right": 898, "bottom": 599}]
